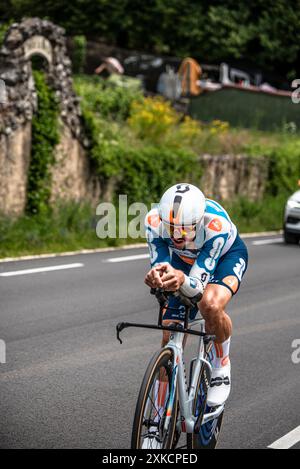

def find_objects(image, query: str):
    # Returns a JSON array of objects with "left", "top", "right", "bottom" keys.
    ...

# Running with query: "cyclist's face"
[{"left": 164, "top": 224, "right": 197, "bottom": 245}]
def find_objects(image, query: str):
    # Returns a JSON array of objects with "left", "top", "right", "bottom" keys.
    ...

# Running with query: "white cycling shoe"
[
  {"left": 207, "top": 360, "right": 231, "bottom": 407},
  {"left": 142, "top": 427, "right": 162, "bottom": 450}
]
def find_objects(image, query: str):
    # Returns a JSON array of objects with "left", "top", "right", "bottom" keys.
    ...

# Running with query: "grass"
[
  {"left": 223, "top": 194, "right": 286, "bottom": 233},
  {"left": 0, "top": 202, "right": 136, "bottom": 259}
]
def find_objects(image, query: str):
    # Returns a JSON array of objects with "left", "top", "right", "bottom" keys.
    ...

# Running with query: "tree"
[{"left": 1, "top": 0, "right": 299, "bottom": 79}]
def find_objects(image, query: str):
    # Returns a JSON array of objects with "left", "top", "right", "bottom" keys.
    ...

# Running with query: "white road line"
[
  {"left": 105, "top": 253, "right": 149, "bottom": 263},
  {"left": 268, "top": 425, "right": 300, "bottom": 449},
  {"left": 252, "top": 238, "right": 283, "bottom": 246},
  {"left": 0, "top": 263, "right": 84, "bottom": 277}
]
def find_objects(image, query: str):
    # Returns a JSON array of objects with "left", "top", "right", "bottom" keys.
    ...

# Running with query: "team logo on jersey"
[
  {"left": 204, "top": 237, "right": 225, "bottom": 271},
  {"left": 147, "top": 213, "right": 160, "bottom": 228},
  {"left": 208, "top": 218, "right": 222, "bottom": 232},
  {"left": 233, "top": 258, "right": 246, "bottom": 281},
  {"left": 179, "top": 254, "right": 195, "bottom": 265}
]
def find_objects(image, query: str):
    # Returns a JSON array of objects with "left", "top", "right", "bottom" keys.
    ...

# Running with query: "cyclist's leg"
[
  {"left": 198, "top": 235, "right": 248, "bottom": 343},
  {"left": 197, "top": 236, "right": 248, "bottom": 406},
  {"left": 198, "top": 284, "right": 232, "bottom": 343}
]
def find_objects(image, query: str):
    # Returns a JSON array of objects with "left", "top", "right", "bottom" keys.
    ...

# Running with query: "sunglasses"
[{"left": 163, "top": 223, "right": 197, "bottom": 239}]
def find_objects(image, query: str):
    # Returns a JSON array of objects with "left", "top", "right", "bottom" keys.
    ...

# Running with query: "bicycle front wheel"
[{"left": 131, "top": 348, "right": 178, "bottom": 449}]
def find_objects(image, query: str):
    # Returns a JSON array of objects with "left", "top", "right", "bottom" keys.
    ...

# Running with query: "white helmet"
[{"left": 159, "top": 183, "right": 206, "bottom": 228}]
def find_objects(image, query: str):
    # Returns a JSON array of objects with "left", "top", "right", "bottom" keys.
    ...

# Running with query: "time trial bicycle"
[{"left": 116, "top": 288, "right": 224, "bottom": 449}]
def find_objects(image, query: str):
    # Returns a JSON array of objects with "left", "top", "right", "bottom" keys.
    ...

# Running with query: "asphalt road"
[{"left": 0, "top": 235, "right": 299, "bottom": 449}]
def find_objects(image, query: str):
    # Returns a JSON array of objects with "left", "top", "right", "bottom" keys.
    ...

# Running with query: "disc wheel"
[{"left": 187, "top": 362, "right": 224, "bottom": 449}]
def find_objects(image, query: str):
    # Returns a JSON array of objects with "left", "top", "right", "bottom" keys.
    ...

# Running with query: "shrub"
[
  {"left": 266, "top": 139, "right": 300, "bottom": 196},
  {"left": 26, "top": 70, "right": 59, "bottom": 215},
  {"left": 117, "top": 145, "right": 202, "bottom": 206},
  {"left": 72, "top": 35, "right": 87, "bottom": 73},
  {"left": 74, "top": 75, "right": 143, "bottom": 121},
  {"left": 223, "top": 194, "right": 287, "bottom": 233},
  {"left": 177, "top": 116, "right": 203, "bottom": 145},
  {"left": 209, "top": 119, "right": 230, "bottom": 135},
  {"left": 82, "top": 107, "right": 202, "bottom": 205},
  {"left": 128, "top": 96, "right": 180, "bottom": 141}
]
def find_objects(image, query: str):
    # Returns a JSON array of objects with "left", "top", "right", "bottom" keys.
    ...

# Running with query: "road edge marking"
[
  {"left": 268, "top": 425, "right": 300, "bottom": 449},
  {"left": 105, "top": 254, "right": 149, "bottom": 263},
  {"left": 0, "top": 263, "right": 84, "bottom": 277},
  {"left": 252, "top": 238, "right": 283, "bottom": 246}
]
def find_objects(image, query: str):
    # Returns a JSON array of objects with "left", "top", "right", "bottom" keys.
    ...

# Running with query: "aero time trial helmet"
[{"left": 158, "top": 183, "right": 206, "bottom": 234}]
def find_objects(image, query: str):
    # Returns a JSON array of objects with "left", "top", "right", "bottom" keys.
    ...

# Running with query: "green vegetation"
[
  {"left": 75, "top": 75, "right": 143, "bottom": 121},
  {"left": 26, "top": 70, "right": 60, "bottom": 215},
  {"left": 1, "top": 5, "right": 299, "bottom": 258},
  {"left": 0, "top": 19, "right": 14, "bottom": 44},
  {"left": 266, "top": 140, "right": 300, "bottom": 196},
  {"left": 223, "top": 195, "right": 287, "bottom": 234},
  {"left": 1, "top": 1, "right": 299, "bottom": 79},
  {"left": 72, "top": 35, "right": 87, "bottom": 74},
  {"left": 1, "top": 74, "right": 300, "bottom": 258},
  {"left": 0, "top": 202, "right": 124, "bottom": 258},
  {"left": 0, "top": 196, "right": 286, "bottom": 259},
  {"left": 74, "top": 76, "right": 202, "bottom": 206}
]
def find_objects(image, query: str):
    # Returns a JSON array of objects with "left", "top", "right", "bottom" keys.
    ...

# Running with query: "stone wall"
[
  {"left": 0, "top": 122, "right": 31, "bottom": 215},
  {"left": 0, "top": 121, "right": 100, "bottom": 216},
  {"left": 0, "top": 18, "right": 84, "bottom": 141},
  {"left": 199, "top": 153, "right": 269, "bottom": 202},
  {"left": 0, "top": 18, "right": 98, "bottom": 216},
  {"left": 50, "top": 123, "right": 100, "bottom": 205}
]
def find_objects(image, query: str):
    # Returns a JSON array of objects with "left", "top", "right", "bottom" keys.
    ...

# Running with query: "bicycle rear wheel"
[
  {"left": 187, "top": 362, "right": 224, "bottom": 449},
  {"left": 131, "top": 348, "right": 178, "bottom": 449}
]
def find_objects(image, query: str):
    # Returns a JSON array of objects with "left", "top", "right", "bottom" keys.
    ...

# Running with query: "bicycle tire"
[
  {"left": 187, "top": 362, "right": 224, "bottom": 449},
  {"left": 131, "top": 348, "right": 178, "bottom": 449}
]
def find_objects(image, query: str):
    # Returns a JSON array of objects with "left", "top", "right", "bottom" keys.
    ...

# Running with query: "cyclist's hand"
[
  {"left": 160, "top": 265, "right": 185, "bottom": 291},
  {"left": 144, "top": 265, "right": 166, "bottom": 288}
]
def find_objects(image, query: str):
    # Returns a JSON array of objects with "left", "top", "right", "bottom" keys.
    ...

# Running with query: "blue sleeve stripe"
[{"left": 206, "top": 199, "right": 230, "bottom": 221}]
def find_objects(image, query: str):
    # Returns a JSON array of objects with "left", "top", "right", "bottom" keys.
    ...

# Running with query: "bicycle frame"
[{"left": 164, "top": 320, "right": 224, "bottom": 434}]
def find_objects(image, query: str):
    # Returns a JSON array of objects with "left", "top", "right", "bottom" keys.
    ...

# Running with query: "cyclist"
[{"left": 144, "top": 183, "right": 248, "bottom": 412}]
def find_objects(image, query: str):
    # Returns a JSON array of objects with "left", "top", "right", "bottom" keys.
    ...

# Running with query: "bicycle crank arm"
[{"left": 202, "top": 405, "right": 225, "bottom": 425}]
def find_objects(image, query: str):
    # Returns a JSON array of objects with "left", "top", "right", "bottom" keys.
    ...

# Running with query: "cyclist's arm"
[
  {"left": 145, "top": 226, "right": 171, "bottom": 267},
  {"left": 180, "top": 234, "right": 228, "bottom": 299}
]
